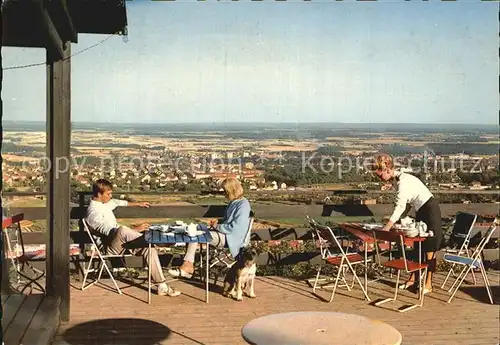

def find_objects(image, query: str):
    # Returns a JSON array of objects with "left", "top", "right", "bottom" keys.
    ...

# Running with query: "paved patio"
[{"left": 52, "top": 272, "right": 499, "bottom": 345}]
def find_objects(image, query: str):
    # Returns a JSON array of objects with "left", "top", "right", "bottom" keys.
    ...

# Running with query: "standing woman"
[{"left": 373, "top": 153, "right": 442, "bottom": 294}]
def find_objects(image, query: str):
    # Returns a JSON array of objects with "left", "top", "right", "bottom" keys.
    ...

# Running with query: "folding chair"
[
  {"left": 307, "top": 218, "right": 359, "bottom": 290},
  {"left": 308, "top": 217, "right": 370, "bottom": 303},
  {"left": 444, "top": 219, "right": 497, "bottom": 304},
  {"left": 372, "top": 229, "right": 428, "bottom": 312},
  {"left": 441, "top": 212, "right": 478, "bottom": 290},
  {"left": 2, "top": 213, "right": 45, "bottom": 294},
  {"left": 80, "top": 219, "right": 132, "bottom": 294},
  {"left": 209, "top": 210, "right": 254, "bottom": 269}
]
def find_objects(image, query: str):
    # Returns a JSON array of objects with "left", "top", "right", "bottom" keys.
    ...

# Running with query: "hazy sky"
[{"left": 2, "top": 1, "right": 498, "bottom": 124}]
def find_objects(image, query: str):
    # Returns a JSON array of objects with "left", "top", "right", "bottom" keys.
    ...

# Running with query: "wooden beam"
[
  {"left": 0, "top": 24, "right": 9, "bottom": 295},
  {"left": 59, "top": 0, "right": 78, "bottom": 43},
  {"left": 46, "top": 42, "right": 71, "bottom": 322},
  {"left": 10, "top": 203, "right": 500, "bottom": 222},
  {"left": 41, "top": 6, "right": 64, "bottom": 60}
]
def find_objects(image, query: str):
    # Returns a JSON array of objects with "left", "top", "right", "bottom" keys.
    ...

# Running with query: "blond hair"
[
  {"left": 373, "top": 153, "right": 394, "bottom": 171},
  {"left": 221, "top": 177, "right": 244, "bottom": 201}
]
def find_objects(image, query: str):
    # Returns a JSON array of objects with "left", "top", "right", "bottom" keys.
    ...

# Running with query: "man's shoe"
[
  {"left": 158, "top": 285, "right": 181, "bottom": 297},
  {"left": 168, "top": 268, "right": 193, "bottom": 279}
]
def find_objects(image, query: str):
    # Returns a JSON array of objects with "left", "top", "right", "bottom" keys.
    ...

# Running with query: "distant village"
[{"left": 3, "top": 148, "right": 498, "bottom": 194}]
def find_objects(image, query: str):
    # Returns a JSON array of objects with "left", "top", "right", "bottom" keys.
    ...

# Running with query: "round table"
[{"left": 241, "top": 312, "right": 402, "bottom": 345}]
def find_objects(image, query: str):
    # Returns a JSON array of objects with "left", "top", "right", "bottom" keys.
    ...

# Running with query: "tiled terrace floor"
[{"left": 53, "top": 272, "right": 499, "bottom": 345}]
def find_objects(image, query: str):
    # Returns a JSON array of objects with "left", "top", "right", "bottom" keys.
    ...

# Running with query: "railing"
[
  {"left": 3, "top": 191, "right": 499, "bottom": 268},
  {"left": 4, "top": 190, "right": 499, "bottom": 246}
]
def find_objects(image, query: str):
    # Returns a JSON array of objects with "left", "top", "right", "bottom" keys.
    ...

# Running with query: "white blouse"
[{"left": 389, "top": 171, "right": 433, "bottom": 223}]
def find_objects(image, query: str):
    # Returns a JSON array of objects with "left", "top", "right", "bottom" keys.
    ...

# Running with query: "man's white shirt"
[
  {"left": 389, "top": 171, "right": 433, "bottom": 223},
  {"left": 85, "top": 199, "right": 128, "bottom": 236}
]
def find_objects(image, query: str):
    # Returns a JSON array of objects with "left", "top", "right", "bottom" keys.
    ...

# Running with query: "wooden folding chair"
[
  {"left": 444, "top": 219, "right": 497, "bottom": 304},
  {"left": 308, "top": 217, "right": 370, "bottom": 303},
  {"left": 441, "top": 212, "right": 478, "bottom": 290},
  {"left": 372, "top": 229, "right": 428, "bottom": 312},
  {"left": 80, "top": 219, "right": 132, "bottom": 294}
]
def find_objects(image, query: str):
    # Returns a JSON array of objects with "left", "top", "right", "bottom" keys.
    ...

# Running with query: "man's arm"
[
  {"left": 123, "top": 200, "right": 151, "bottom": 231},
  {"left": 127, "top": 201, "right": 151, "bottom": 208},
  {"left": 107, "top": 198, "right": 129, "bottom": 210}
]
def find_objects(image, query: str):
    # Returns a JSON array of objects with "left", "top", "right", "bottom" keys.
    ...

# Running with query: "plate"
[
  {"left": 362, "top": 224, "right": 383, "bottom": 230},
  {"left": 169, "top": 225, "right": 187, "bottom": 233},
  {"left": 149, "top": 225, "right": 170, "bottom": 232}
]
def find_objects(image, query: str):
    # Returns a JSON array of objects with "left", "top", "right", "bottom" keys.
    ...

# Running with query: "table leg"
[
  {"left": 418, "top": 241, "right": 422, "bottom": 300},
  {"left": 148, "top": 243, "right": 152, "bottom": 304},
  {"left": 364, "top": 242, "right": 368, "bottom": 296},
  {"left": 206, "top": 243, "right": 209, "bottom": 303}
]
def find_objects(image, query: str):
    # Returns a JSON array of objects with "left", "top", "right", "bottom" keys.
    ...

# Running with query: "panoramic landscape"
[
  {"left": 1, "top": 1, "right": 499, "bottom": 345},
  {"left": 3, "top": 120, "right": 499, "bottom": 231}
]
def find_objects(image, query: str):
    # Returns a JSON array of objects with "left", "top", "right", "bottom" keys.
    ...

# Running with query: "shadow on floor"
[
  {"left": 59, "top": 318, "right": 173, "bottom": 345},
  {"left": 457, "top": 285, "right": 499, "bottom": 305}
]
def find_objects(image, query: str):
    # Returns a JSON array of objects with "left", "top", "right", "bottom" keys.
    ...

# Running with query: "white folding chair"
[
  {"left": 209, "top": 211, "right": 254, "bottom": 269},
  {"left": 80, "top": 219, "right": 132, "bottom": 294},
  {"left": 441, "top": 212, "right": 478, "bottom": 290},
  {"left": 307, "top": 217, "right": 370, "bottom": 303},
  {"left": 307, "top": 217, "right": 354, "bottom": 290},
  {"left": 444, "top": 219, "right": 497, "bottom": 304}
]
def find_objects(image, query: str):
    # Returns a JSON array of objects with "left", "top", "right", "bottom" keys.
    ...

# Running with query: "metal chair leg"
[
  {"left": 441, "top": 265, "right": 455, "bottom": 290},
  {"left": 478, "top": 260, "right": 494, "bottom": 304},
  {"left": 81, "top": 252, "right": 96, "bottom": 290},
  {"left": 447, "top": 264, "right": 474, "bottom": 303},
  {"left": 102, "top": 259, "right": 122, "bottom": 294},
  {"left": 312, "top": 263, "right": 322, "bottom": 293},
  {"left": 470, "top": 249, "right": 478, "bottom": 285},
  {"left": 448, "top": 262, "right": 470, "bottom": 295},
  {"left": 418, "top": 267, "right": 427, "bottom": 307},
  {"left": 350, "top": 266, "right": 371, "bottom": 302},
  {"left": 375, "top": 270, "right": 400, "bottom": 307},
  {"left": 328, "top": 264, "right": 343, "bottom": 303}
]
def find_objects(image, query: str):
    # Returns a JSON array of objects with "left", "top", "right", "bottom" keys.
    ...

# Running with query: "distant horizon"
[{"left": 4, "top": 120, "right": 498, "bottom": 126}]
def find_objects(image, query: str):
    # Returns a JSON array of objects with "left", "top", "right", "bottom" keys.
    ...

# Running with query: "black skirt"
[{"left": 415, "top": 197, "right": 442, "bottom": 252}]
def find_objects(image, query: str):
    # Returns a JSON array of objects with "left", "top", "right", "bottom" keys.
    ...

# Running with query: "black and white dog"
[{"left": 223, "top": 247, "right": 257, "bottom": 301}]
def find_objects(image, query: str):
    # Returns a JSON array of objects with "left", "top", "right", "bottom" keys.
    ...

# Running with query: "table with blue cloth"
[{"left": 145, "top": 223, "right": 213, "bottom": 304}]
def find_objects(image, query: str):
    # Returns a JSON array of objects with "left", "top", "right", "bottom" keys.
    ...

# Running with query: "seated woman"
[{"left": 168, "top": 177, "right": 251, "bottom": 278}]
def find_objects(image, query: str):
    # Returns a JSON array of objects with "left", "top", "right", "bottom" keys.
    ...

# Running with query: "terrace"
[
  {"left": 2, "top": 192, "right": 500, "bottom": 344},
  {"left": 2, "top": 2, "right": 499, "bottom": 344}
]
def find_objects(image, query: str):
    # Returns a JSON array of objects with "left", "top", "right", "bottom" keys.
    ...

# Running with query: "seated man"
[{"left": 85, "top": 179, "right": 180, "bottom": 297}]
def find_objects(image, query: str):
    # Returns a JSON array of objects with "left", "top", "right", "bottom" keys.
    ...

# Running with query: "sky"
[{"left": 2, "top": 1, "right": 499, "bottom": 124}]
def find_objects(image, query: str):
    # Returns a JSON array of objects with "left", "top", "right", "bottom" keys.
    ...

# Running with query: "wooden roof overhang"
[
  {"left": 2, "top": 0, "right": 127, "bottom": 58},
  {"left": 1, "top": 0, "right": 128, "bottom": 323}
]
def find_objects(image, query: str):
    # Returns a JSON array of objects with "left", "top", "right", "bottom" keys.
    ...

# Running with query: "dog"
[{"left": 223, "top": 247, "right": 257, "bottom": 301}]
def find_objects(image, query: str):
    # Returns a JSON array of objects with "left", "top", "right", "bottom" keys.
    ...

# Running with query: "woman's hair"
[
  {"left": 221, "top": 177, "right": 244, "bottom": 201},
  {"left": 92, "top": 179, "right": 113, "bottom": 197},
  {"left": 373, "top": 153, "right": 394, "bottom": 171}
]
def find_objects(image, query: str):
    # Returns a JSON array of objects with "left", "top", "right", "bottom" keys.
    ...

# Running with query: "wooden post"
[
  {"left": 46, "top": 42, "right": 71, "bottom": 322},
  {"left": 78, "top": 192, "right": 86, "bottom": 252}
]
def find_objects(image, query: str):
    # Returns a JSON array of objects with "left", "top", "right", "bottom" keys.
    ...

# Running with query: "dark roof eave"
[
  {"left": 1, "top": 0, "right": 127, "bottom": 48},
  {"left": 68, "top": 0, "right": 128, "bottom": 36}
]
